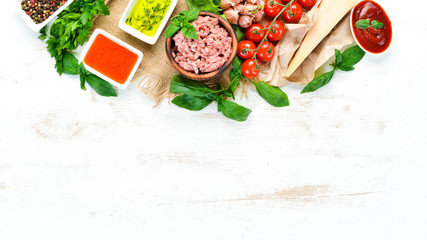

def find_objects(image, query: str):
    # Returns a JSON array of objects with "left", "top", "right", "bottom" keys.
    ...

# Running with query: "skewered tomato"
[
  {"left": 283, "top": 2, "right": 303, "bottom": 23},
  {"left": 264, "top": 0, "right": 284, "bottom": 18},
  {"left": 245, "top": 23, "right": 267, "bottom": 43},
  {"left": 256, "top": 41, "right": 275, "bottom": 62},
  {"left": 266, "top": 21, "right": 286, "bottom": 42},
  {"left": 237, "top": 40, "right": 256, "bottom": 59},
  {"left": 298, "top": 0, "right": 317, "bottom": 8},
  {"left": 242, "top": 59, "right": 261, "bottom": 79}
]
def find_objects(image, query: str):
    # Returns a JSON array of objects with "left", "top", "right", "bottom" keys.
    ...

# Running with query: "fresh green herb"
[
  {"left": 172, "top": 95, "right": 213, "bottom": 111},
  {"left": 355, "top": 19, "right": 370, "bottom": 29},
  {"left": 39, "top": 0, "right": 112, "bottom": 96},
  {"left": 42, "top": 0, "right": 110, "bottom": 75},
  {"left": 232, "top": 24, "right": 245, "bottom": 42},
  {"left": 61, "top": 52, "right": 117, "bottom": 97},
  {"left": 186, "top": 0, "right": 220, "bottom": 14},
  {"left": 170, "top": 75, "right": 251, "bottom": 122},
  {"left": 355, "top": 19, "right": 385, "bottom": 30},
  {"left": 252, "top": 81, "right": 289, "bottom": 107},
  {"left": 165, "top": 10, "right": 199, "bottom": 39},
  {"left": 218, "top": 100, "right": 252, "bottom": 122},
  {"left": 301, "top": 45, "right": 366, "bottom": 94},
  {"left": 371, "top": 20, "right": 384, "bottom": 29}
]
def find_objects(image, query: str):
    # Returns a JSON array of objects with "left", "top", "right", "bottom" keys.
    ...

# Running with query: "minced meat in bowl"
[
  {"left": 165, "top": 12, "right": 238, "bottom": 81},
  {"left": 172, "top": 16, "right": 232, "bottom": 74}
]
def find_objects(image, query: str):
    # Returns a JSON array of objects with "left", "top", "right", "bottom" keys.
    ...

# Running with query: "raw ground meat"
[{"left": 172, "top": 16, "right": 232, "bottom": 74}]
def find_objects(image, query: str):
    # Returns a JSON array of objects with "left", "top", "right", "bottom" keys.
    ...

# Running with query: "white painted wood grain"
[{"left": 1, "top": 0, "right": 427, "bottom": 239}]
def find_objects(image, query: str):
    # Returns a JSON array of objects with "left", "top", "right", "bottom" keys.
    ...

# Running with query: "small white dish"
[
  {"left": 118, "top": 0, "right": 178, "bottom": 45},
  {"left": 78, "top": 29, "right": 143, "bottom": 89},
  {"left": 16, "top": 0, "right": 75, "bottom": 32},
  {"left": 349, "top": 0, "right": 393, "bottom": 56}
]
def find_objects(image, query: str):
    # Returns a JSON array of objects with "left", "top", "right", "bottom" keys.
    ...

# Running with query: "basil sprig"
[
  {"left": 170, "top": 57, "right": 290, "bottom": 121},
  {"left": 62, "top": 52, "right": 117, "bottom": 97},
  {"left": 165, "top": 10, "right": 199, "bottom": 39},
  {"left": 355, "top": 19, "right": 385, "bottom": 30},
  {"left": 301, "top": 46, "right": 365, "bottom": 94}
]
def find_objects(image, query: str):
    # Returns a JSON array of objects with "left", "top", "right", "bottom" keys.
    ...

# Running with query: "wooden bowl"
[{"left": 165, "top": 11, "right": 238, "bottom": 81}]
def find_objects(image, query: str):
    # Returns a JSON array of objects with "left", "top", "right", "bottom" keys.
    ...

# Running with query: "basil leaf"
[
  {"left": 232, "top": 57, "right": 243, "bottom": 69},
  {"left": 371, "top": 20, "right": 384, "bottom": 29},
  {"left": 355, "top": 19, "right": 370, "bottom": 29},
  {"left": 62, "top": 51, "right": 79, "bottom": 75},
  {"left": 172, "top": 94, "right": 213, "bottom": 111},
  {"left": 254, "top": 81, "right": 289, "bottom": 107},
  {"left": 218, "top": 100, "right": 252, "bottom": 122},
  {"left": 301, "top": 70, "right": 335, "bottom": 94},
  {"left": 170, "top": 75, "right": 215, "bottom": 96},
  {"left": 338, "top": 45, "right": 366, "bottom": 71},
  {"left": 184, "top": 10, "right": 199, "bottom": 22},
  {"left": 334, "top": 49, "right": 343, "bottom": 66},
  {"left": 79, "top": 74, "right": 86, "bottom": 91},
  {"left": 165, "top": 23, "right": 180, "bottom": 38},
  {"left": 182, "top": 23, "right": 198, "bottom": 39},
  {"left": 186, "top": 0, "right": 220, "bottom": 14},
  {"left": 86, "top": 74, "right": 117, "bottom": 97},
  {"left": 232, "top": 24, "right": 245, "bottom": 41}
]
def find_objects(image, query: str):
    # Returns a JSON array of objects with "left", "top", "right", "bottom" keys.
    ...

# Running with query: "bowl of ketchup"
[{"left": 350, "top": 0, "right": 392, "bottom": 55}]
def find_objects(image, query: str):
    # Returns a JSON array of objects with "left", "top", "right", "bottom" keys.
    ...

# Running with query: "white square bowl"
[
  {"left": 16, "top": 0, "right": 75, "bottom": 32},
  {"left": 118, "top": 0, "right": 178, "bottom": 45},
  {"left": 78, "top": 29, "right": 143, "bottom": 89}
]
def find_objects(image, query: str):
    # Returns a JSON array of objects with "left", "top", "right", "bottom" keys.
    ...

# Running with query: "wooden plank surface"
[{"left": 1, "top": 0, "right": 427, "bottom": 239}]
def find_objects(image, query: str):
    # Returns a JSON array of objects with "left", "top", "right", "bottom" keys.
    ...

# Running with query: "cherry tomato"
[
  {"left": 266, "top": 21, "right": 286, "bottom": 42},
  {"left": 283, "top": 2, "right": 303, "bottom": 23},
  {"left": 245, "top": 24, "right": 267, "bottom": 43},
  {"left": 237, "top": 40, "right": 256, "bottom": 59},
  {"left": 298, "top": 0, "right": 317, "bottom": 8},
  {"left": 256, "top": 41, "right": 275, "bottom": 62},
  {"left": 242, "top": 59, "right": 261, "bottom": 79},
  {"left": 264, "top": 0, "right": 284, "bottom": 18}
]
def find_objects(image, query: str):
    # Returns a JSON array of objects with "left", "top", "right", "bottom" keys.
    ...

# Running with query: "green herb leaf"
[
  {"left": 182, "top": 23, "right": 199, "bottom": 39},
  {"left": 62, "top": 51, "right": 79, "bottom": 75},
  {"left": 86, "top": 74, "right": 117, "bottom": 97},
  {"left": 165, "top": 23, "right": 180, "bottom": 38},
  {"left": 95, "top": 0, "right": 110, "bottom": 15},
  {"left": 371, "top": 20, "right": 384, "bottom": 29},
  {"left": 253, "top": 81, "right": 289, "bottom": 107},
  {"left": 232, "top": 24, "right": 245, "bottom": 42},
  {"left": 334, "top": 49, "right": 343, "bottom": 66},
  {"left": 186, "top": 0, "right": 220, "bottom": 14},
  {"left": 338, "top": 45, "right": 366, "bottom": 71},
  {"left": 355, "top": 19, "right": 370, "bottom": 29},
  {"left": 170, "top": 75, "right": 215, "bottom": 97},
  {"left": 172, "top": 94, "right": 213, "bottom": 111},
  {"left": 184, "top": 10, "right": 200, "bottom": 22},
  {"left": 79, "top": 74, "right": 87, "bottom": 91},
  {"left": 218, "top": 100, "right": 252, "bottom": 122},
  {"left": 301, "top": 70, "right": 335, "bottom": 94}
]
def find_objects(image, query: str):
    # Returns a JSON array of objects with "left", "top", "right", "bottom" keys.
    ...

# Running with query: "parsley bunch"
[{"left": 42, "top": 0, "right": 109, "bottom": 75}]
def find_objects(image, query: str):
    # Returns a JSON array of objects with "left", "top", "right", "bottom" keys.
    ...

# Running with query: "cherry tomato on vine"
[
  {"left": 266, "top": 21, "right": 286, "bottom": 42},
  {"left": 237, "top": 40, "right": 256, "bottom": 59},
  {"left": 283, "top": 2, "right": 303, "bottom": 23},
  {"left": 256, "top": 41, "right": 275, "bottom": 62},
  {"left": 264, "top": 0, "right": 284, "bottom": 18},
  {"left": 298, "top": 0, "right": 317, "bottom": 8},
  {"left": 242, "top": 59, "right": 261, "bottom": 79},
  {"left": 245, "top": 24, "right": 267, "bottom": 43}
]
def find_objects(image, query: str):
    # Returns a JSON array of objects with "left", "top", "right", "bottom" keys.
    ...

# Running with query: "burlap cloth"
[{"left": 94, "top": 0, "right": 230, "bottom": 104}]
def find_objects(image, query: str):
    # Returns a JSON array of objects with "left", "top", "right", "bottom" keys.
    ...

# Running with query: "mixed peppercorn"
[{"left": 21, "top": 0, "right": 67, "bottom": 24}]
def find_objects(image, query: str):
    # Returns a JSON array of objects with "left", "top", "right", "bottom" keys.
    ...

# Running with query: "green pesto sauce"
[{"left": 126, "top": 0, "right": 172, "bottom": 37}]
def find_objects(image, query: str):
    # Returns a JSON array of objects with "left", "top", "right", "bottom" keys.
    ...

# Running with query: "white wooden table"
[{"left": 1, "top": 1, "right": 427, "bottom": 239}]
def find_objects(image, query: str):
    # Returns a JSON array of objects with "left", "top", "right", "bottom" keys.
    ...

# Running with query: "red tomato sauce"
[
  {"left": 352, "top": 0, "right": 392, "bottom": 54},
  {"left": 84, "top": 34, "right": 138, "bottom": 84}
]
